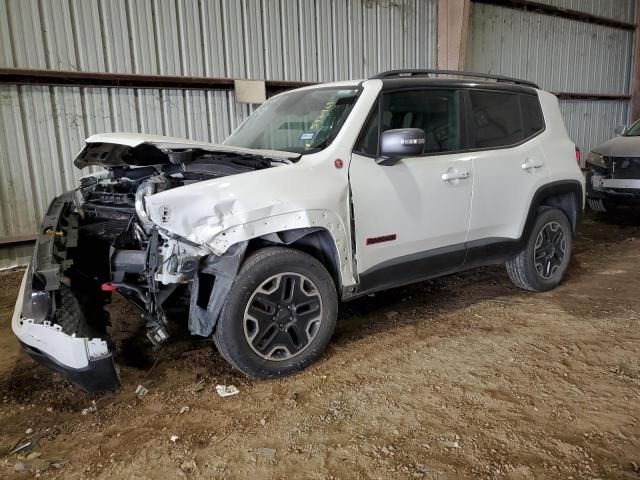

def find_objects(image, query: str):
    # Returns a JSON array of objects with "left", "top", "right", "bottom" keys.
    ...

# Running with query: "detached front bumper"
[
  {"left": 12, "top": 269, "right": 120, "bottom": 393},
  {"left": 586, "top": 169, "right": 640, "bottom": 205}
]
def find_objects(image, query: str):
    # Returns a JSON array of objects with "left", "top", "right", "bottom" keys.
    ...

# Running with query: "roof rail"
[{"left": 370, "top": 69, "right": 539, "bottom": 89}]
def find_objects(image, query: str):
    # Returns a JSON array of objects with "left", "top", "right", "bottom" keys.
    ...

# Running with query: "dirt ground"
[{"left": 1, "top": 212, "right": 639, "bottom": 480}]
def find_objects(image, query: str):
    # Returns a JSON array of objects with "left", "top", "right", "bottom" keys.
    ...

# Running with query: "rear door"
[
  {"left": 349, "top": 88, "right": 473, "bottom": 290},
  {"left": 465, "top": 89, "right": 550, "bottom": 250}
]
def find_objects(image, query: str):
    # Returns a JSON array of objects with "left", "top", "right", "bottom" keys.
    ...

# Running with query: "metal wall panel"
[
  {"left": 0, "top": 0, "right": 437, "bottom": 268},
  {"left": 0, "top": 83, "right": 251, "bottom": 230},
  {"left": 466, "top": 2, "right": 634, "bottom": 161},
  {"left": 0, "top": 244, "right": 33, "bottom": 271},
  {"left": 1, "top": 0, "right": 437, "bottom": 80},
  {"left": 559, "top": 99, "right": 629, "bottom": 157},
  {"left": 533, "top": 0, "right": 635, "bottom": 24},
  {"left": 466, "top": 3, "right": 633, "bottom": 94}
]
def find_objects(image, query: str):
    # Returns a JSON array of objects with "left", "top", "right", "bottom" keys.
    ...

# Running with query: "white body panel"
[
  {"left": 468, "top": 90, "right": 583, "bottom": 242},
  {"left": 144, "top": 80, "right": 383, "bottom": 288},
  {"left": 12, "top": 270, "right": 110, "bottom": 369},
  {"left": 466, "top": 127, "right": 550, "bottom": 242},
  {"left": 349, "top": 151, "right": 473, "bottom": 273},
  {"left": 85, "top": 132, "right": 298, "bottom": 161},
  {"left": 537, "top": 91, "right": 585, "bottom": 208}
]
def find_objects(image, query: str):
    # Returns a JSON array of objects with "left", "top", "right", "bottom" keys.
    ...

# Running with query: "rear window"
[{"left": 468, "top": 90, "right": 544, "bottom": 149}]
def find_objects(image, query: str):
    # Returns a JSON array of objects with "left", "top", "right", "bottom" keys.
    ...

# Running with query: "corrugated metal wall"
[
  {"left": 0, "top": 0, "right": 438, "bottom": 269},
  {"left": 534, "top": 0, "right": 635, "bottom": 24},
  {"left": 466, "top": 2, "right": 634, "bottom": 163}
]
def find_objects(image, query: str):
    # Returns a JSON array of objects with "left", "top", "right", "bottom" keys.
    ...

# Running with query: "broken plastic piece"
[
  {"left": 9, "top": 438, "right": 34, "bottom": 455},
  {"left": 135, "top": 384, "right": 149, "bottom": 396},
  {"left": 146, "top": 323, "right": 169, "bottom": 347},
  {"left": 215, "top": 385, "right": 240, "bottom": 397}
]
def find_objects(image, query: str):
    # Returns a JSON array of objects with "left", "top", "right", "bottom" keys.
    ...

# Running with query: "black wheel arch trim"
[{"left": 522, "top": 179, "right": 583, "bottom": 238}]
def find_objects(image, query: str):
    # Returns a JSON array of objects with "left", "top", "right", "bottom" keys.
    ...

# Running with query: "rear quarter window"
[
  {"left": 468, "top": 90, "right": 545, "bottom": 150},
  {"left": 520, "top": 94, "right": 545, "bottom": 138},
  {"left": 469, "top": 90, "right": 523, "bottom": 149}
]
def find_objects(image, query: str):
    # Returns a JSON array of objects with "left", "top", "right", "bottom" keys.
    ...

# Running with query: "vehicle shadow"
[
  {"left": 587, "top": 208, "right": 640, "bottom": 226},
  {"left": 332, "top": 264, "right": 518, "bottom": 346}
]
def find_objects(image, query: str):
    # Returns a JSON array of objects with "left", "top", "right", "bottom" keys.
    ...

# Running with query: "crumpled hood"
[
  {"left": 593, "top": 135, "right": 640, "bottom": 157},
  {"left": 74, "top": 133, "right": 299, "bottom": 168},
  {"left": 143, "top": 159, "right": 348, "bottom": 252}
]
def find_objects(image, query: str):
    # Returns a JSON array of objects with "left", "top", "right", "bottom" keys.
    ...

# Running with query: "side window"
[
  {"left": 354, "top": 89, "right": 461, "bottom": 156},
  {"left": 355, "top": 103, "right": 380, "bottom": 156},
  {"left": 469, "top": 90, "right": 523, "bottom": 149},
  {"left": 520, "top": 94, "right": 545, "bottom": 138}
]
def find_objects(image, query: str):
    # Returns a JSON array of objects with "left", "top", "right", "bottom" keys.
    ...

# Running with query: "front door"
[{"left": 348, "top": 88, "right": 473, "bottom": 293}]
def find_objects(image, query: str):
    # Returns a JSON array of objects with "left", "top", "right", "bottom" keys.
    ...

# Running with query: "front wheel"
[
  {"left": 506, "top": 208, "right": 572, "bottom": 292},
  {"left": 213, "top": 246, "right": 338, "bottom": 378}
]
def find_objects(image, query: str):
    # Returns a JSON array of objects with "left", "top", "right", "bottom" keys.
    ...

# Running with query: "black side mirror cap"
[{"left": 376, "top": 128, "right": 425, "bottom": 165}]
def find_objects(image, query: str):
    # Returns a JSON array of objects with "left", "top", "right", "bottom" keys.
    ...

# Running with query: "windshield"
[
  {"left": 624, "top": 119, "right": 640, "bottom": 136},
  {"left": 224, "top": 87, "right": 360, "bottom": 153}
]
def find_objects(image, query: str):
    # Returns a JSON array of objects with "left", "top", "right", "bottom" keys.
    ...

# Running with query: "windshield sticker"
[{"left": 299, "top": 131, "right": 317, "bottom": 141}]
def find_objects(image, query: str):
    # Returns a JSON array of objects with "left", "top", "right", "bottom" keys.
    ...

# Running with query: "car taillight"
[{"left": 575, "top": 146, "right": 581, "bottom": 165}]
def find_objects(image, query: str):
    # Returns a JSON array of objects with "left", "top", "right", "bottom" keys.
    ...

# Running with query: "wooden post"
[
  {"left": 630, "top": 0, "right": 640, "bottom": 122},
  {"left": 437, "top": 0, "right": 471, "bottom": 70}
]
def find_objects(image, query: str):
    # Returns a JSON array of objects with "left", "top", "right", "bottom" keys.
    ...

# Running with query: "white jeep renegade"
[{"left": 12, "top": 70, "right": 584, "bottom": 391}]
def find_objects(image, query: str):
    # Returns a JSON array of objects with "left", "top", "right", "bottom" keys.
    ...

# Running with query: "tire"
[
  {"left": 54, "top": 285, "right": 96, "bottom": 337},
  {"left": 506, "top": 207, "right": 572, "bottom": 292},
  {"left": 213, "top": 246, "right": 338, "bottom": 378}
]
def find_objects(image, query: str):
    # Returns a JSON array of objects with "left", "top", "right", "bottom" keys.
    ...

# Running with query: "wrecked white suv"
[{"left": 12, "top": 70, "right": 584, "bottom": 392}]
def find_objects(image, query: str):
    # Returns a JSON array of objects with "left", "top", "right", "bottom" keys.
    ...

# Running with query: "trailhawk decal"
[{"left": 365, "top": 234, "right": 397, "bottom": 246}]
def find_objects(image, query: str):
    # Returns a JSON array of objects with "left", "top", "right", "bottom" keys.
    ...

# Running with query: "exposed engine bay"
[{"left": 27, "top": 141, "right": 287, "bottom": 379}]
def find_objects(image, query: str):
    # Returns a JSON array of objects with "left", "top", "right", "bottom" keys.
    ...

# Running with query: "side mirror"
[
  {"left": 376, "top": 128, "right": 425, "bottom": 166},
  {"left": 614, "top": 125, "right": 626, "bottom": 136}
]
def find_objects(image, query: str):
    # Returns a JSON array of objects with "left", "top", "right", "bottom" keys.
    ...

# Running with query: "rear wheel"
[
  {"left": 506, "top": 208, "right": 572, "bottom": 292},
  {"left": 214, "top": 247, "right": 338, "bottom": 378}
]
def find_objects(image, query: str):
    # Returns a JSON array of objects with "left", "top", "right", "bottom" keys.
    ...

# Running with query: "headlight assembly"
[
  {"left": 135, "top": 180, "right": 155, "bottom": 227},
  {"left": 135, "top": 177, "right": 169, "bottom": 228},
  {"left": 585, "top": 151, "right": 607, "bottom": 169}
]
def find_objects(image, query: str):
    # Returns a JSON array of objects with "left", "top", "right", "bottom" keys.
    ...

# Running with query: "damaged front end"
[{"left": 12, "top": 135, "right": 293, "bottom": 392}]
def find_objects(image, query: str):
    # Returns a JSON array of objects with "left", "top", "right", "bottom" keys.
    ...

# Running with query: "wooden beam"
[
  {"left": 472, "top": 0, "right": 635, "bottom": 31},
  {"left": 0, "top": 234, "right": 37, "bottom": 246},
  {"left": 437, "top": 0, "right": 471, "bottom": 71},
  {"left": 631, "top": 0, "right": 640, "bottom": 122},
  {"left": 0, "top": 68, "right": 313, "bottom": 93},
  {"left": 554, "top": 93, "right": 631, "bottom": 101}
]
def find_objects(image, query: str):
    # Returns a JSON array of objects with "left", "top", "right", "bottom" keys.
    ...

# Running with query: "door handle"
[
  {"left": 441, "top": 170, "right": 470, "bottom": 181},
  {"left": 521, "top": 158, "right": 544, "bottom": 170}
]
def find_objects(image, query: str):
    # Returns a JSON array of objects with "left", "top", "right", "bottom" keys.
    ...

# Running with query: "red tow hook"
[{"left": 100, "top": 282, "right": 117, "bottom": 292}]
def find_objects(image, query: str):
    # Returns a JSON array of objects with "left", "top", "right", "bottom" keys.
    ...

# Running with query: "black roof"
[
  {"left": 371, "top": 69, "right": 539, "bottom": 94},
  {"left": 372, "top": 69, "right": 539, "bottom": 88}
]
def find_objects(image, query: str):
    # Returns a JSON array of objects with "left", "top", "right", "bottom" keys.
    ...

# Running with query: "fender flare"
[
  {"left": 521, "top": 180, "right": 584, "bottom": 241},
  {"left": 207, "top": 209, "right": 357, "bottom": 288}
]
